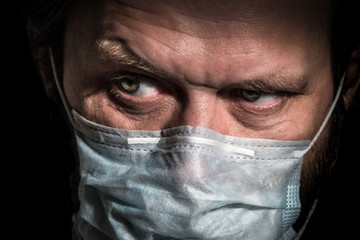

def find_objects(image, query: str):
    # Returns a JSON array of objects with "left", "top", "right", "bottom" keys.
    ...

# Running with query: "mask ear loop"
[
  {"left": 49, "top": 46, "right": 75, "bottom": 127},
  {"left": 293, "top": 74, "right": 345, "bottom": 158}
]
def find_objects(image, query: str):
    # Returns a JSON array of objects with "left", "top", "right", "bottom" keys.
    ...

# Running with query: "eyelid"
[
  {"left": 236, "top": 87, "right": 293, "bottom": 96},
  {"left": 110, "top": 71, "right": 176, "bottom": 93},
  {"left": 228, "top": 78, "right": 309, "bottom": 96},
  {"left": 108, "top": 72, "right": 177, "bottom": 116},
  {"left": 110, "top": 72, "right": 152, "bottom": 82},
  {"left": 227, "top": 88, "right": 289, "bottom": 118},
  {"left": 109, "top": 71, "right": 177, "bottom": 106},
  {"left": 248, "top": 93, "right": 283, "bottom": 105},
  {"left": 228, "top": 86, "right": 292, "bottom": 101}
]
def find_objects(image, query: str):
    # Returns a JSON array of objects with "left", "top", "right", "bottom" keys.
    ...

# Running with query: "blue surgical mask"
[{"left": 49, "top": 48, "right": 344, "bottom": 240}]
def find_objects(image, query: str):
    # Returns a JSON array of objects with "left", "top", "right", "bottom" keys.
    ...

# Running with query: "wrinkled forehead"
[
  {"left": 68, "top": 0, "right": 331, "bottom": 50},
  {"left": 66, "top": 0, "right": 332, "bottom": 80},
  {"left": 111, "top": 0, "right": 330, "bottom": 28},
  {"left": 71, "top": 0, "right": 330, "bottom": 35}
]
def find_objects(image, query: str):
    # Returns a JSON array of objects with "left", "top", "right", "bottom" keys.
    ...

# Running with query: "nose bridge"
[
  {"left": 178, "top": 91, "right": 229, "bottom": 133},
  {"left": 182, "top": 94, "right": 213, "bottom": 127}
]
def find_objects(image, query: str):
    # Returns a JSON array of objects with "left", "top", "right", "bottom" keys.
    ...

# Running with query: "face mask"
[{"left": 49, "top": 48, "right": 344, "bottom": 240}]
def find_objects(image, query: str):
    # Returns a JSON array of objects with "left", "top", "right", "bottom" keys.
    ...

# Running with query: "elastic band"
[
  {"left": 49, "top": 46, "right": 75, "bottom": 126},
  {"left": 293, "top": 74, "right": 345, "bottom": 158},
  {"left": 294, "top": 198, "right": 319, "bottom": 240}
]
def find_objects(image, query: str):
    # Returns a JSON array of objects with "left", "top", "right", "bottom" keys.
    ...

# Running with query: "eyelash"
[{"left": 111, "top": 72, "right": 161, "bottom": 93}]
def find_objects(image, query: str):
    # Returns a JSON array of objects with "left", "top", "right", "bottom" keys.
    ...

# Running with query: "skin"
[{"left": 62, "top": 0, "right": 339, "bottom": 231}]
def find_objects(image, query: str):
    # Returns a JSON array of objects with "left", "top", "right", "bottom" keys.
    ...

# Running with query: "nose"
[{"left": 176, "top": 91, "right": 234, "bottom": 135}]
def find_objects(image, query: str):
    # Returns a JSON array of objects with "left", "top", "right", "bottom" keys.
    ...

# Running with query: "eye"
[
  {"left": 237, "top": 89, "right": 282, "bottom": 105},
  {"left": 120, "top": 78, "right": 140, "bottom": 93},
  {"left": 240, "top": 89, "right": 261, "bottom": 102},
  {"left": 113, "top": 74, "right": 162, "bottom": 98}
]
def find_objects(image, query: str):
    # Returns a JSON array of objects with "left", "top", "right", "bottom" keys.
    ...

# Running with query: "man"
[{"left": 13, "top": 0, "right": 359, "bottom": 239}]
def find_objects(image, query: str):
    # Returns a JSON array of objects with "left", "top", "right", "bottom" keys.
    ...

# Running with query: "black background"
[
  {"left": 2, "top": 1, "right": 74, "bottom": 239},
  {"left": 1, "top": 1, "right": 359, "bottom": 239}
]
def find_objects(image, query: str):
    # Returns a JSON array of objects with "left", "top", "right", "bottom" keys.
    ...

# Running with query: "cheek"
[
  {"left": 78, "top": 92, "right": 180, "bottom": 131},
  {"left": 63, "top": 66, "right": 97, "bottom": 116},
  {"left": 280, "top": 84, "right": 334, "bottom": 141},
  {"left": 254, "top": 101, "right": 315, "bottom": 141},
  {"left": 266, "top": 107, "right": 325, "bottom": 141}
]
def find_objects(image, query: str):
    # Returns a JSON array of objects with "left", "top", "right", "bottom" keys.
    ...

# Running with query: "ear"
[
  {"left": 26, "top": 21, "right": 57, "bottom": 100},
  {"left": 343, "top": 46, "right": 360, "bottom": 111}
]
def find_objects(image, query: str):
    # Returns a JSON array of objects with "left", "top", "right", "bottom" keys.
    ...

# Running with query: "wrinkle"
[{"left": 107, "top": 0, "right": 269, "bottom": 40}]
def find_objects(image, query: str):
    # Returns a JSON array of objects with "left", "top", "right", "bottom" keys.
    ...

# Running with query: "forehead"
[
  {"left": 85, "top": 0, "right": 330, "bottom": 35},
  {"left": 69, "top": 0, "right": 330, "bottom": 45},
  {"left": 67, "top": 0, "right": 331, "bottom": 85}
]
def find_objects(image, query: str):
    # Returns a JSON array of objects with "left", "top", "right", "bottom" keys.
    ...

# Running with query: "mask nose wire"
[
  {"left": 293, "top": 74, "right": 345, "bottom": 158},
  {"left": 49, "top": 46, "right": 75, "bottom": 127}
]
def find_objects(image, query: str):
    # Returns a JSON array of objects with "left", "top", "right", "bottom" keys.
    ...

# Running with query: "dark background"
[
  {"left": 1, "top": 1, "right": 359, "bottom": 239},
  {"left": 2, "top": 1, "right": 75, "bottom": 239}
]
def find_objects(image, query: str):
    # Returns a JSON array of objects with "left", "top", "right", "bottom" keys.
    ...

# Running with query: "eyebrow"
[
  {"left": 96, "top": 38, "right": 309, "bottom": 93},
  {"left": 234, "top": 74, "right": 310, "bottom": 94},
  {"left": 96, "top": 38, "right": 168, "bottom": 78}
]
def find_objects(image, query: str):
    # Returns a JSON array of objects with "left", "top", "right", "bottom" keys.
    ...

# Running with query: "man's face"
[{"left": 63, "top": 0, "right": 334, "bottom": 225}]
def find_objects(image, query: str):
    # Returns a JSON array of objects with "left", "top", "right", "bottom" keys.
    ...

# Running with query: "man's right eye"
[
  {"left": 119, "top": 77, "right": 140, "bottom": 93},
  {"left": 108, "top": 73, "right": 176, "bottom": 117},
  {"left": 113, "top": 73, "right": 163, "bottom": 98}
]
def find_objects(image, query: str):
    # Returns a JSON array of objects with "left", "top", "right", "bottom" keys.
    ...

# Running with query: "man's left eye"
[
  {"left": 238, "top": 89, "right": 282, "bottom": 105},
  {"left": 114, "top": 74, "right": 161, "bottom": 98}
]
